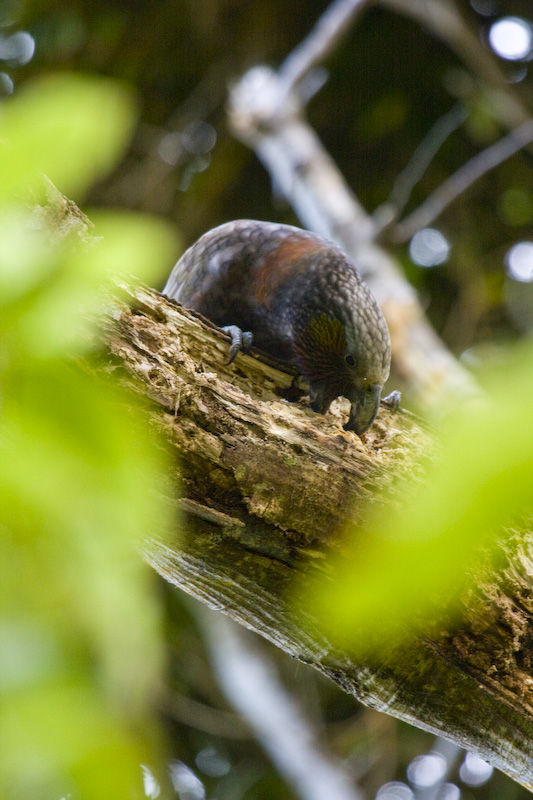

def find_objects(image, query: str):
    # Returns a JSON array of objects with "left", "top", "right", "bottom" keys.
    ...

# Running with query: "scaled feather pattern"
[{"left": 163, "top": 220, "right": 391, "bottom": 434}]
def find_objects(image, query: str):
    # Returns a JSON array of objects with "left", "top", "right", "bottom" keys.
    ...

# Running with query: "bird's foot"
[
  {"left": 222, "top": 325, "right": 253, "bottom": 365},
  {"left": 381, "top": 390, "right": 401, "bottom": 412}
]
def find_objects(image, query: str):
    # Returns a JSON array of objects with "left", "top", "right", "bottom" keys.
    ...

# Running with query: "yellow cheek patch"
[{"left": 307, "top": 314, "right": 346, "bottom": 355}]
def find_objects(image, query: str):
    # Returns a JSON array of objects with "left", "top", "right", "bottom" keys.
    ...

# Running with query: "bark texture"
[{"left": 102, "top": 282, "right": 533, "bottom": 791}]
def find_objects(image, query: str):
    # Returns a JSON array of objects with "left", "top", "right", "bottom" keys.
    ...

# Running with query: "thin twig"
[
  {"left": 391, "top": 119, "right": 533, "bottom": 243},
  {"left": 278, "top": 0, "right": 371, "bottom": 95},
  {"left": 374, "top": 104, "right": 468, "bottom": 230}
]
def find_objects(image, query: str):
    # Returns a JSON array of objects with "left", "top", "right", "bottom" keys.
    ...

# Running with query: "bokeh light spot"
[
  {"left": 470, "top": 0, "right": 498, "bottom": 16},
  {"left": 180, "top": 120, "right": 216, "bottom": 155},
  {"left": 459, "top": 753, "right": 493, "bottom": 786},
  {"left": 141, "top": 765, "right": 161, "bottom": 799},
  {"left": 376, "top": 781, "right": 414, "bottom": 800},
  {"left": 409, "top": 228, "right": 450, "bottom": 267},
  {"left": 506, "top": 241, "right": 533, "bottom": 282},
  {"left": 436, "top": 783, "right": 461, "bottom": 800},
  {"left": 169, "top": 760, "right": 206, "bottom": 799},
  {"left": 195, "top": 746, "right": 231, "bottom": 778},
  {"left": 488, "top": 17, "right": 533, "bottom": 60},
  {"left": 158, "top": 131, "right": 182, "bottom": 166},
  {"left": 407, "top": 753, "right": 447, "bottom": 788},
  {"left": 0, "top": 30, "right": 34, "bottom": 65},
  {"left": 0, "top": 71, "right": 13, "bottom": 94}
]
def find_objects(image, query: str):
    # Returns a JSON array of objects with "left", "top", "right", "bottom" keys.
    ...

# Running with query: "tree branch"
[{"left": 101, "top": 281, "right": 533, "bottom": 791}]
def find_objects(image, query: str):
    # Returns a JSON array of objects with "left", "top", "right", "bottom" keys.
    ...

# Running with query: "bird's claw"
[
  {"left": 381, "top": 389, "right": 401, "bottom": 412},
  {"left": 222, "top": 325, "right": 253, "bottom": 365}
]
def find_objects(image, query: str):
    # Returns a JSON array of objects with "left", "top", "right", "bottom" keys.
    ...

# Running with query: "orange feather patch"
[{"left": 252, "top": 238, "right": 323, "bottom": 306}]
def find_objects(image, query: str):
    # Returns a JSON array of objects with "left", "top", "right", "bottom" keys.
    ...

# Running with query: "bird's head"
[
  {"left": 293, "top": 303, "right": 391, "bottom": 435},
  {"left": 341, "top": 304, "right": 391, "bottom": 433}
]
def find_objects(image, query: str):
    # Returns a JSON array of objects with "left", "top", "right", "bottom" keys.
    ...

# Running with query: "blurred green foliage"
[
  {"left": 0, "top": 74, "right": 178, "bottom": 799},
  {"left": 498, "top": 187, "right": 533, "bottom": 227},
  {"left": 309, "top": 341, "right": 533, "bottom": 651},
  {"left": 0, "top": 73, "right": 136, "bottom": 202}
]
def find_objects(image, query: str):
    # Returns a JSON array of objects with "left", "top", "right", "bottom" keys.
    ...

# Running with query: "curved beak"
[{"left": 344, "top": 385, "right": 382, "bottom": 435}]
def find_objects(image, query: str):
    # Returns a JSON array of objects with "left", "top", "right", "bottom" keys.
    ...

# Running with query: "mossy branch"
[{"left": 102, "top": 281, "right": 533, "bottom": 790}]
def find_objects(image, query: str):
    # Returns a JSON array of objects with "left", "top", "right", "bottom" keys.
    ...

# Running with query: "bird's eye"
[{"left": 345, "top": 353, "right": 356, "bottom": 367}]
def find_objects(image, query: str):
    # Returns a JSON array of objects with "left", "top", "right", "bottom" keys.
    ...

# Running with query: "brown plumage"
[{"left": 164, "top": 220, "right": 392, "bottom": 434}]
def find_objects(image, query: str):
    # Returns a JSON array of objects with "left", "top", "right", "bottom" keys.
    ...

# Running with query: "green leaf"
[
  {"left": 0, "top": 210, "right": 178, "bottom": 358},
  {"left": 0, "top": 72, "right": 136, "bottom": 202},
  {"left": 0, "top": 71, "right": 178, "bottom": 799}
]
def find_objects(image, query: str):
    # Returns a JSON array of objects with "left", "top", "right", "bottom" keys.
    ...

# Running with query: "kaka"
[{"left": 163, "top": 220, "right": 392, "bottom": 435}]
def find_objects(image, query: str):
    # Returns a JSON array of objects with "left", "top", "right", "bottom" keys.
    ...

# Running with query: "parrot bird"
[{"left": 163, "top": 220, "right": 394, "bottom": 435}]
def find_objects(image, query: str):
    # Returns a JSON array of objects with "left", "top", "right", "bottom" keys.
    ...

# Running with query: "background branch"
[
  {"left": 390, "top": 119, "right": 533, "bottom": 243},
  {"left": 201, "top": 611, "right": 366, "bottom": 800},
  {"left": 374, "top": 103, "right": 469, "bottom": 230},
  {"left": 278, "top": 0, "right": 371, "bottom": 96}
]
